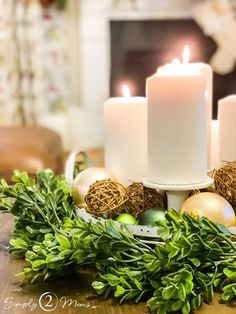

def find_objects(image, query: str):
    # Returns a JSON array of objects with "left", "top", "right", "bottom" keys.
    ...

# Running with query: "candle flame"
[
  {"left": 122, "top": 84, "right": 131, "bottom": 98},
  {"left": 182, "top": 45, "right": 190, "bottom": 64},
  {"left": 172, "top": 58, "right": 181, "bottom": 65}
]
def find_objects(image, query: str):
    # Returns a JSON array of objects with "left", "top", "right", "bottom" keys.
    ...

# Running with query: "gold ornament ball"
[
  {"left": 181, "top": 192, "right": 236, "bottom": 227},
  {"left": 72, "top": 167, "right": 116, "bottom": 207}
]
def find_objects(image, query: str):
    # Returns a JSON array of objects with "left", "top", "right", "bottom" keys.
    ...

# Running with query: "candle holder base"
[{"left": 143, "top": 177, "right": 214, "bottom": 211}]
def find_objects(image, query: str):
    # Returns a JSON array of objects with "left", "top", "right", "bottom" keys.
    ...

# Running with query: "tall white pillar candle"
[
  {"left": 147, "top": 50, "right": 208, "bottom": 185},
  {"left": 210, "top": 120, "right": 220, "bottom": 169},
  {"left": 218, "top": 95, "right": 236, "bottom": 163},
  {"left": 158, "top": 47, "right": 213, "bottom": 170},
  {"left": 192, "top": 63, "right": 212, "bottom": 170},
  {"left": 104, "top": 85, "right": 147, "bottom": 186}
]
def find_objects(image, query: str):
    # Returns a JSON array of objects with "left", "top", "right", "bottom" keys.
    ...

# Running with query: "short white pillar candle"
[{"left": 104, "top": 85, "right": 147, "bottom": 186}]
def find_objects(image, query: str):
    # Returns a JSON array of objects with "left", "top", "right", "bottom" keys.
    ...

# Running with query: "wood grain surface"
[{"left": 0, "top": 149, "right": 235, "bottom": 314}]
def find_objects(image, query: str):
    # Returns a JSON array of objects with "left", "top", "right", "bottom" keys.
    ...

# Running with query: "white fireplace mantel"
[
  {"left": 63, "top": 0, "right": 196, "bottom": 151},
  {"left": 77, "top": 0, "right": 195, "bottom": 109}
]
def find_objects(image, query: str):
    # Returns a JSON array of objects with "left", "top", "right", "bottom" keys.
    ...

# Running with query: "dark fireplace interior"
[{"left": 110, "top": 19, "right": 236, "bottom": 118}]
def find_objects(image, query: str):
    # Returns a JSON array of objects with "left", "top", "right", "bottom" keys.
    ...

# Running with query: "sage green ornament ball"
[
  {"left": 139, "top": 208, "right": 166, "bottom": 226},
  {"left": 116, "top": 213, "right": 138, "bottom": 225}
]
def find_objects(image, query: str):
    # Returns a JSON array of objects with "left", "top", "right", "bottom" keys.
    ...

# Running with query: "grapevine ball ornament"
[
  {"left": 214, "top": 161, "right": 236, "bottom": 209},
  {"left": 72, "top": 167, "right": 116, "bottom": 208},
  {"left": 85, "top": 179, "right": 128, "bottom": 217},
  {"left": 181, "top": 192, "right": 236, "bottom": 227},
  {"left": 125, "top": 182, "right": 167, "bottom": 218}
]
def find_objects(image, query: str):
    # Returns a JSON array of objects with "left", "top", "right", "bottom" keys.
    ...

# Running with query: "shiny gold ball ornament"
[
  {"left": 85, "top": 179, "right": 128, "bottom": 217},
  {"left": 72, "top": 167, "right": 116, "bottom": 207},
  {"left": 181, "top": 192, "right": 236, "bottom": 227},
  {"left": 214, "top": 161, "right": 236, "bottom": 208}
]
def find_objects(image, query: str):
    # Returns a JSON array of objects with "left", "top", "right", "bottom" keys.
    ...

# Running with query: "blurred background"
[{"left": 0, "top": 0, "right": 235, "bottom": 174}]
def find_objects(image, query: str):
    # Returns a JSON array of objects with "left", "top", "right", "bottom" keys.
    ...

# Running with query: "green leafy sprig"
[
  {"left": 0, "top": 171, "right": 236, "bottom": 314},
  {"left": 0, "top": 170, "right": 75, "bottom": 257}
]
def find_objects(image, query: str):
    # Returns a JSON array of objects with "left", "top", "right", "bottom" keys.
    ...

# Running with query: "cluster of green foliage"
[{"left": 0, "top": 171, "right": 236, "bottom": 314}]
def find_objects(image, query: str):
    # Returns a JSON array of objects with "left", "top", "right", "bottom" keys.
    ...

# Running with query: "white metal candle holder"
[
  {"left": 66, "top": 153, "right": 236, "bottom": 243},
  {"left": 143, "top": 177, "right": 214, "bottom": 211},
  {"left": 75, "top": 206, "right": 236, "bottom": 244},
  {"left": 76, "top": 207, "right": 163, "bottom": 244}
]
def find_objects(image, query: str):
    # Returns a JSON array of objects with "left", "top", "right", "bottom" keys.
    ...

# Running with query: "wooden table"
[{"left": 0, "top": 149, "right": 235, "bottom": 314}]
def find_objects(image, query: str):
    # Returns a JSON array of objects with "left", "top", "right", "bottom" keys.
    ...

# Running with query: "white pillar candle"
[
  {"left": 191, "top": 63, "right": 212, "bottom": 170},
  {"left": 104, "top": 85, "right": 147, "bottom": 186},
  {"left": 146, "top": 47, "right": 208, "bottom": 185},
  {"left": 159, "top": 48, "right": 213, "bottom": 170},
  {"left": 210, "top": 120, "right": 220, "bottom": 169},
  {"left": 218, "top": 95, "right": 236, "bottom": 163}
]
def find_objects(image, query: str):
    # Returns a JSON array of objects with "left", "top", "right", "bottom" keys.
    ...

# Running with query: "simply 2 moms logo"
[{"left": 2, "top": 292, "right": 95, "bottom": 312}]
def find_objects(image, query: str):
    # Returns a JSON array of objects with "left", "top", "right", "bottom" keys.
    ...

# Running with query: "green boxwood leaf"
[
  {"left": 120, "top": 277, "right": 132, "bottom": 289},
  {"left": 134, "top": 279, "right": 142, "bottom": 290},
  {"left": 191, "top": 294, "right": 202, "bottom": 310},
  {"left": 182, "top": 300, "right": 191, "bottom": 314},
  {"left": 188, "top": 258, "right": 201, "bottom": 267},
  {"left": 223, "top": 266, "right": 236, "bottom": 282},
  {"left": 221, "top": 283, "right": 236, "bottom": 303},
  {"left": 162, "top": 285, "right": 176, "bottom": 300},
  {"left": 178, "top": 283, "right": 186, "bottom": 301},
  {"left": 114, "top": 285, "right": 126, "bottom": 298},
  {"left": 31, "top": 260, "right": 46, "bottom": 271},
  {"left": 171, "top": 300, "right": 183, "bottom": 311},
  {"left": 147, "top": 297, "right": 159, "bottom": 310},
  {"left": 92, "top": 281, "right": 107, "bottom": 295},
  {"left": 55, "top": 234, "right": 71, "bottom": 249}
]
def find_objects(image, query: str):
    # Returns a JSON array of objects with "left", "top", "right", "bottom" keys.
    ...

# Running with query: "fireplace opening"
[{"left": 110, "top": 19, "right": 236, "bottom": 118}]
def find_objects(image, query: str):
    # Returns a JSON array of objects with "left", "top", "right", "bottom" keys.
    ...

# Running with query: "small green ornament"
[
  {"left": 139, "top": 208, "right": 166, "bottom": 226},
  {"left": 116, "top": 213, "right": 138, "bottom": 225}
]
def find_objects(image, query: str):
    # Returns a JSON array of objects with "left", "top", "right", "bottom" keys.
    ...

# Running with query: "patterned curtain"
[{"left": 0, "top": 0, "right": 68, "bottom": 126}]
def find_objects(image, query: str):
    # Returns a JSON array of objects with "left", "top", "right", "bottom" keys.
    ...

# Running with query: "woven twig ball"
[
  {"left": 214, "top": 161, "right": 236, "bottom": 208},
  {"left": 125, "top": 182, "right": 167, "bottom": 218},
  {"left": 189, "top": 189, "right": 201, "bottom": 197},
  {"left": 85, "top": 179, "right": 128, "bottom": 217}
]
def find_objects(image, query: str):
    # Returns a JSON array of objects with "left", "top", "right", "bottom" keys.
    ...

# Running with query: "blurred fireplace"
[{"left": 110, "top": 19, "right": 236, "bottom": 118}]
